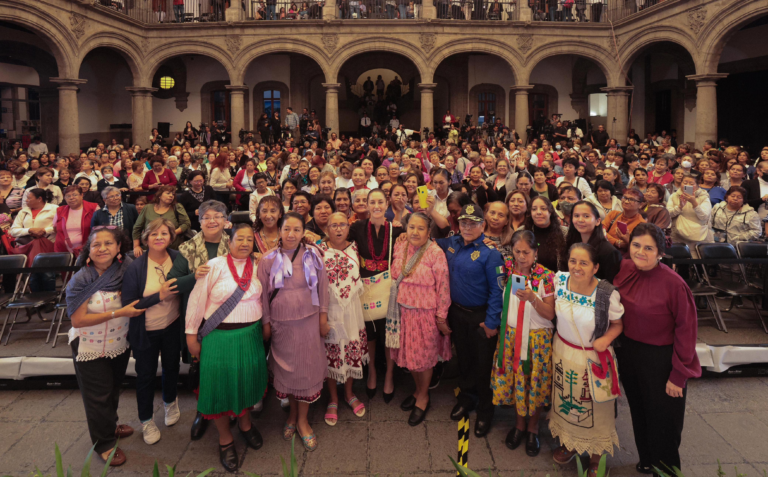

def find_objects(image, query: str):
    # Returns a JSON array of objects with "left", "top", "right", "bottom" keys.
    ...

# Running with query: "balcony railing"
[{"left": 92, "top": 0, "right": 665, "bottom": 23}]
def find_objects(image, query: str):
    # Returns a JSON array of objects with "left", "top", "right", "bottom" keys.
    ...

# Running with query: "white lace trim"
[{"left": 549, "top": 418, "right": 620, "bottom": 456}]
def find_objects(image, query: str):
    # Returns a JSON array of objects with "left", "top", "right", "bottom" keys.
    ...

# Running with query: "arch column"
[
  {"left": 510, "top": 85, "right": 533, "bottom": 144},
  {"left": 686, "top": 73, "right": 728, "bottom": 149},
  {"left": 322, "top": 83, "right": 341, "bottom": 134},
  {"left": 50, "top": 78, "right": 87, "bottom": 155},
  {"left": 419, "top": 83, "right": 437, "bottom": 134},
  {"left": 601, "top": 86, "right": 633, "bottom": 143},
  {"left": 226, "top": 85, "right": 248, "bottom": 147},
  {"left": 126, "top": 87, "right": 157, "bottom": 149}
]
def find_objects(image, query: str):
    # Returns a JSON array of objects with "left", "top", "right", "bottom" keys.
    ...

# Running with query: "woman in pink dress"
[{"left": 387, "top": 212, "right": 452, "bottom": 426}]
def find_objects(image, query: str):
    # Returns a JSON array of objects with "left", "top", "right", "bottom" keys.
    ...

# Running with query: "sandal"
[
  {"left": 346, "top": 396, "right": 366, "bottom": 418},
  {"left": 282, "top": 423, "right": 296, "bottom": 441},
  {"left": 324, "top": 403, "right": 338, "bottom": 426},
  {"left": 553, "top": 445, "right": 578, "bottom": 464},
  {"left": 300, "top": 432, "right": 318, "bottom": 452}
]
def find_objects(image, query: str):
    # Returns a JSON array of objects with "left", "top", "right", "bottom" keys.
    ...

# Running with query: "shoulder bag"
[
  {"left": 360, "top": 223, "right": 393, "bottom": 322},
  {"left": 562, "top": 295, "right": 620, "bottom": 403}
]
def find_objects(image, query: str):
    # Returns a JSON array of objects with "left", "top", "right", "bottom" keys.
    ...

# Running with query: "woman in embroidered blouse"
[
  {"left": 550, "top": 243, "right": 624, "bottom": 475},
  {"left": 348, "top": 189, "right": 405, "bottom": 401},
  {"left": 320, "top": 212, "right": 369, "bottom": 427},
  {"left": 387, "top": 212, "right": 451, "bottom": 426},
  {"left": 491, "top": 230, "right": 555, "bottom": 456},
  {"left": 257, "top": 212, "right": 329, "bottom": 452},
  {"left": 185, "top": 224, "right": 266, "bottom": 473},
  {"left": 66, "top": 227, "right": 145, "bottom": 467}
]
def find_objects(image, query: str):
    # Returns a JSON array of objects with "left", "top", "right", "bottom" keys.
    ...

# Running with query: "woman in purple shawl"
[{"left": 257, "top": 211, "right": 329, "bottom": 452}]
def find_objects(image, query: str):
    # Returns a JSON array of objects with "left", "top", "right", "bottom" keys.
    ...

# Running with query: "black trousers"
[
  {"left": 133, "top": 318, "right": 181, "bottom": 422},
  {"left": 71, "top": 339, "right": 131, "bottom": 454},
  {"left": 616, "top": 336, "right": 686, "bottom": 473},
  {"left": 447, "top": 303, "right": 496, "bottom": 419}
]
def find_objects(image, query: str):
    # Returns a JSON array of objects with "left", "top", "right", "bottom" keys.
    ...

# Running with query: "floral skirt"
[
  {"left": 389, "top": 307, "right": 451, "bottom": 372},
  {"left": 326, "top": 327, "right": 369, "bottom": 383},
  {"left": 548, "top": 333, "right": 619, "bottom": 456},
  {"left": 491, "top": 327, "right": 553, "bottom": 416}
]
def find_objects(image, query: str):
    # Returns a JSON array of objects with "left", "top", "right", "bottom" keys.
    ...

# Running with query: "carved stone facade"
[{"left": 0, "top": 0, "right": 763, "bottom": 152}]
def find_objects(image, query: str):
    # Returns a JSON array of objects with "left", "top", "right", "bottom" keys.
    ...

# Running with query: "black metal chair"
[
  {"left": 666, "top": 243, "right": 726, "bottom": 332},
  {"left": 229, "top": 211, "right": 253, "bottom": 226},
  {"left": 2, "top": 252, "right": 73, "bottom": 345},
  {"left": 736, "top": 241, "right": 768, "bottom": 290},
  {"left": 50, "top": 296, "right": 69, "bottom": 348},
  {"left": 0, "top": 255, "right": 28, "bottom": 342},
  {"left": 696, "top": 243, "right": 767, "bottom": 334}
]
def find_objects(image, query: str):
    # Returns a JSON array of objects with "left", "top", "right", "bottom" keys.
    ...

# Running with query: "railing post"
[
  {"left": 518, "top": 1, "right": 532, "bottom": 21},
  {"left": 421, "top": 0, "right": 436, "bottom": 19},
  {"left": 323, "top": 0, "right": 337, "bottom": 19},
  {"left": 226, "top": 0, "right": 245, "bottom": 21}
]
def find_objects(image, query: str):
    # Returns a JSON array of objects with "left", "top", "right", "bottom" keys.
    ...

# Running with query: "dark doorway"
[
  {"left": 211, "top": 90, "right": 230, "bottom": 124},
  {"left": 718, "top": 69, "right": 768, "bottom": 156},
  {"left": 654, "top": 90, "right": 672, "bottom": 133}
]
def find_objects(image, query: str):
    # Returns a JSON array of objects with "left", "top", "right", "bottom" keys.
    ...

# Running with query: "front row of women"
[{"left": 66, "top": 197, "right": 700, "bottom": 475}]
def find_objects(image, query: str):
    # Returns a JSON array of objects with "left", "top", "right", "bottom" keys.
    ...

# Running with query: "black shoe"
[
  {"left": 636, "top": 463, "right": 653, "bottom": 474},
  {"left": 525, "top": 432, "right": 540, "bottom": 456},
  {"left": 383, "top": 389, "right": 395, "bottom": 404},
  {"left": 450, "top": 401, "right": 475, "bottom": 421},
  {"left": 239, "top": 425, "right": 263, "bottom": 450},
  {"left": 408, "top": 400, "right": 430, "bottom": 426},
  {"left": 219, "top": 443, "right": 238, "bottom": 473},
  {"left": 505, "top": 427, "right": 525, "bottom": 450},
  {"left": 190, "top": 411, "right": 208, "bottom": 441},
  {"left": 401, "top": 395, "right": 417, "bottom": 411},
  {"left": 366, "top": 385, "right": 377, "bottom": 399},
  {"left": 474, "top": 417, "right": 492, "bottom": 437}
]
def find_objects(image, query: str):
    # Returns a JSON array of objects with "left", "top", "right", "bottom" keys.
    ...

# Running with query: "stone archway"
[{"left": 201, "top": 80, "right": 250, "bottom": 130}]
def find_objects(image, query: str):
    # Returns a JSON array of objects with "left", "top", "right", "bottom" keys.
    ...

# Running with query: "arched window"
[
  {"left": 263, "top": 90, "right": 281, "bottom": 117},
  {"left": 478, "top": 92, "right": 496, "bottom": 125}
]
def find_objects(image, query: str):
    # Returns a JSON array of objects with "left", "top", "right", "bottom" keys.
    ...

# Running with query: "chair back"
[
  {"left": 696, "top": 243, "right": 737, "bottom": 260},
  {"left": 229, "top": 211, "right": 253, "bottom": 226},
  {"left": 665, "top": 243, "right": 692, "bottom": 260},
  {"left": 736, "top": 242, "right": 768, "bottom": 259},
  {"left": 0, "top": 254, "right": 27, "bottom": 273},
  {"left": 31, "top": 252, "right": 73, "bottom": 270}
]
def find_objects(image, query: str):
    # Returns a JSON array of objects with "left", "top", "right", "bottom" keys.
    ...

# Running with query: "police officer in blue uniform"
[{"left": 435, "top": 203, "right": 505, "bottom": 437}]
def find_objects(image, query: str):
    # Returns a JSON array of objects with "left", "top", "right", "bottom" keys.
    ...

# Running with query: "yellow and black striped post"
[
  {"left": 457, "top": 415, "right": 469, "bottom": 474},
  {"left": 454, "top": 387, "right": 469, "bottom": 475}
]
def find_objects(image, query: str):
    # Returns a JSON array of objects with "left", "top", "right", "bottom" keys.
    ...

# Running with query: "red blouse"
[{"left": 141, "top": 168, "right": 178, "bottom": 201}]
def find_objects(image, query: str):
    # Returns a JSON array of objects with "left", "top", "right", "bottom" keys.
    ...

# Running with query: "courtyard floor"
[{"left": 1, "top": 304, "right": 768, "bottom": 476}]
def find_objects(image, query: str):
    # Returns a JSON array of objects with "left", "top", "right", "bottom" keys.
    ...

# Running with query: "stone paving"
[
  {"left": 1, "top": 306, "right": 768, "bottom": 476},
  {"left": 1, "top": 371, "right": 768, "bottom": 477}
]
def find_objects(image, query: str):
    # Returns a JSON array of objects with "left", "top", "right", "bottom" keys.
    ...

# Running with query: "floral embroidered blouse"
[
  {"left": 320, "top": 241, "right": 363, "bottom": 304},
  {"left": 504, "top": 263, "right": 556, "bottom": 330},
  {"left": 554, "top": 272, "right": 623, "bottom": 346}
]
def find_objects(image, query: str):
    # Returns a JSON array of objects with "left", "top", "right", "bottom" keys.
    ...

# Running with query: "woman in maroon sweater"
[
  {"left": 142, "top": 156, "right": 178, "bottom": 202},
  {"left": 613, "top": 223, "right": 701, "bottom": 475}
]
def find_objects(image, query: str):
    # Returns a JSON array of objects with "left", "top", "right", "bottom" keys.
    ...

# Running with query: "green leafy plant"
[
  {"left": 151, "top": 461, "right": 214, "bottom": 477},
  {"left": 242, "top": 434, "right": 298, "bottom": 477},
  {"left": 449, "top": 455, "right": 495, "bottom": 477},
  {"left": 575, "top": 454, "right": 608, "bottom": 477}
]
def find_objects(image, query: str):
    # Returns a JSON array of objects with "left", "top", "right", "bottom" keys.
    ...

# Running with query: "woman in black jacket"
[
  {"left": 270, "top": 112, "right": 282, "bottom": 145},
  {"left": 91, "top": 186, "right": 139, "bottom": 235},
  {"left": 177, "top": 171, "right": 215, "bottom": 232},
  {"left": 183, "top": 121, "right": 198, "bottom": 145},
  {"left": 561, "top": 200, "right": 622, "bottom": 283},
  {"left": 257, "top": 113, "right": 271, "bottom": 144}
]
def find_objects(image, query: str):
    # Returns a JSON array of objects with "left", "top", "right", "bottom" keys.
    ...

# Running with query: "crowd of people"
[{"left": 2, "top": 111, "right": 767, "bottom": 475}]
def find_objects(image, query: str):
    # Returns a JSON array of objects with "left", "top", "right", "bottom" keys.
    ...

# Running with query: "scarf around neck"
[
  {"left": 66, "top": 257, "right": 133, "bottom": 317},
  {"left": 266, "top": 244, "right": 324, "bottom": 306}
]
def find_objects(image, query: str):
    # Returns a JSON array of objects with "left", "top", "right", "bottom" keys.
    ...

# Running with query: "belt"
[{"left": 451, "top": 303, "right": 487, "bottom": 313}]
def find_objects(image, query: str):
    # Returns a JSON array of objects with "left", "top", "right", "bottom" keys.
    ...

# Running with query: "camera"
[{"left": 322, "top": 127, "right": 332, "bottom": 134}]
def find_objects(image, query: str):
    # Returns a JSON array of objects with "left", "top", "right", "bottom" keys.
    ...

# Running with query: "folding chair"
[
  {"left": 696, "top": 243, "right": 767, "bottom": 334},
  {"left": 50, "top": 295, "right": 69, "bottom": 348},
  {"left": 666, "top": 243, "right": 726, "bottom": 332},
  {"left": 229, "top": 211, "right": 253, "bottom": 226},
  {"left": 0, "top": 255, "right": 28, "bottom": 342},
  {"left": 736, "top": 241, "right": 768, "bottom": 290},
  {"left": 2, "top": 252, "right": 73, "bottom": 345}
]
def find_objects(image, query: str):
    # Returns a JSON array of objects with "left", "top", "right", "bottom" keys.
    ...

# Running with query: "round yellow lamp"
[{"left": 159, "top": 76, "right": 175, "bottom": 90}]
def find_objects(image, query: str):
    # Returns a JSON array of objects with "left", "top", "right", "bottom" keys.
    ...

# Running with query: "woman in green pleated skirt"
[
  {"left": 185, "top": 223, "right": 268, "bottom": 473},
  {"left": 197, "top": 322, "right": 267, "bottom": 418}
]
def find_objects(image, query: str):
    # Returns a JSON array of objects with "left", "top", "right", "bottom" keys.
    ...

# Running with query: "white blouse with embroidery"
[
  {"left": 554, "top": 272, "right": 623, "bottom": 347},
  {"left": 68, "top": 290, "right": 129, "bottom": 362}
]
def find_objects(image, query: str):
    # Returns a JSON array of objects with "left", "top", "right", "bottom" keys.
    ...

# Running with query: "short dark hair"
[
  {"left": 630, "top": 222, "right": 666, "bottom": 255},
  {"left": 562, "top": 157, "right": 579, "bottom": 170},
  {"left": 310, "top": 194, "right": 336, "bottom": 216}
]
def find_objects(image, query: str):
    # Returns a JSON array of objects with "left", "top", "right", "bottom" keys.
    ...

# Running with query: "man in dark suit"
[{"left": 742, "top": 160, "right": 768, "bottom": 214}]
